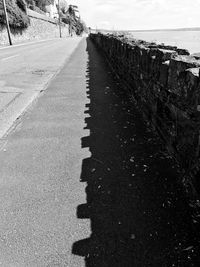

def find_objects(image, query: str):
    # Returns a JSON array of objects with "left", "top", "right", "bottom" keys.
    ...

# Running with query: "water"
[{"left": 129, "top": 30, "right": 200, "bottom": 54}]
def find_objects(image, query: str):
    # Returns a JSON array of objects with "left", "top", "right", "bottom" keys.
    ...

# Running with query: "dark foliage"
[
  {"left": 34, "top": 0, "right": 53, "bottom": 12},
  {"left": 61, "top": 4, "right": 86, "bottom": 35},
  {"left": 0, "top": 0, "right": 30, "bottom": 29},
  {"left": 24, "top": 0, "right": 54, "bottom": 12}
]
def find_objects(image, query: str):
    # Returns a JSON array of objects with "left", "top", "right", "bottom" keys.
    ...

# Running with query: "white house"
[{"left": 45, "top": 0, "right": 59, "bottom": 19}]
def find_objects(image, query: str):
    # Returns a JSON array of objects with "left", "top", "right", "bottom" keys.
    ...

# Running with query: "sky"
[{"left": 68, "top": 0, "right": 200, "bottom": 30}]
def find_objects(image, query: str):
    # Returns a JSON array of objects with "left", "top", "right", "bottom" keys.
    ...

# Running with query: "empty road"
[
  {"left": 0, "top": 37, "right": 83, "bottom": 138},
  {"left": 0, "top": 37, "right": 199, "bottom": 266}
]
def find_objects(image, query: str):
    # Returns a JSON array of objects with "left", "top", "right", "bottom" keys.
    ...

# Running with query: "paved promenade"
[
  {"left": 0, "top": 37, "right": 82, "bottom": 138},
  {"left": 0, "top": 38, "right": 199, "bottom": 266}
]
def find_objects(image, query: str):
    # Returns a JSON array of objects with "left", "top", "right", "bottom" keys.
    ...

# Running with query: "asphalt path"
[
  {"left": 0, "top": 37, "right": 83, "bottom": 138},
  {"left": 0, "top": 37, "right": 199, "bottom": 266},
  {"left": 0, "top": 38, "right": 90, "bottom": 266}
]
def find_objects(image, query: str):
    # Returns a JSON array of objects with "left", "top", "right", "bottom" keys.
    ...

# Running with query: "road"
[
  {"left": 0, "top": 37, "right": 198, "bottom": 266},
  {"left": 0, "top": 37, "right": 83, "bottom": 138},
  {"left": 0, "top": 37, "right": 90, "bottom": 266}
]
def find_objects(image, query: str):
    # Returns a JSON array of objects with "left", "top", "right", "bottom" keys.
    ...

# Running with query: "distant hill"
[
  {"left": 130, "top": 27, "right": 200, "bottom": 32},
  {"left": 95, "top": 27, "right": 200, "bottom": 33}
]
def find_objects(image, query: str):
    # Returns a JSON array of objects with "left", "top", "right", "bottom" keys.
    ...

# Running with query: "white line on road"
[
  {"left": 0, "top": 140, "right": 8, "bottom": 152},
  {"left": 0, "top": 38, "right": 59, "bottom": 51},
  {"left": 1, "top": 55, "right": 19, "bottom": 61}
]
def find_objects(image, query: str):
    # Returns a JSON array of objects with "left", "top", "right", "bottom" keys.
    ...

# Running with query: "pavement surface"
[
  {"left": 0, "top": 37, "right": 82, "bottom": 138},
  {"left": 0, "top": 38, "right": 90, "bottom": 266},
  {"left": 0, "top": 37, "right": 199, "bottom": 266}
]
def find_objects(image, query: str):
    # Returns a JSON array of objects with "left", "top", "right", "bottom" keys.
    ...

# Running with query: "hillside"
[
  {"left": 0, "top": 0, "right": 86, "bottom": 35},
  {"left": 130, "top": 27, "right": 200, "bottom": 32},
  {"left": 0, "top": 0, "right": 30, "bottom": 29},
  {"left": 25, "top": 0, "right": 53, "bottom": 13}
]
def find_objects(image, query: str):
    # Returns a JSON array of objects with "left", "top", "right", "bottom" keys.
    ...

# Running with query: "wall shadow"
[{"left": 72, "top": 38, "right": 199, "bottom": 266}]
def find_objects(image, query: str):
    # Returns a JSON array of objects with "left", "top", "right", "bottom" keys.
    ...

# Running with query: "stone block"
[
  {"left": 192, "top": 53, "right": 200, "bottom": 60},
  {"left": 139, "top": 46, "right": 150, "bottom": 73},
  {"left": 132, "top": 46, "right": 142, "bottom": 71},
  {"left": 185, "top": 68, "right": 200, "bottom": 108},
  {"left": 176, "top": 48, "right": 190, "bottom": 55},
  {"left": 159, "top": 61, "right": 170, "bottom": 86},
  {"left": 174, "top": 68, "right": 200, "bottom": 109},
  {"left": 148, "top": 49, "right": 177, "bottom": 77},
  {"left": 168, "top": 56, "right": 200, "bottom": 91},
  {"left": 158, "top": 49, "right": 178, "bottom": 61}
]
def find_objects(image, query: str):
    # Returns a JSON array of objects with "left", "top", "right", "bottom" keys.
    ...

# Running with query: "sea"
[{"left": 129, "top": 30, "right": 200, "bottom": 54}]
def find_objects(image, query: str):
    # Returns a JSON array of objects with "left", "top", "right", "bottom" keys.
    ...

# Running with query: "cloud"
[{"left": 69, "top": 0, "right": 200, "bottom": 30}]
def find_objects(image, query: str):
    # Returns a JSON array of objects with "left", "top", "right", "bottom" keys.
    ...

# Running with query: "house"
[{"left": 45, "top": 0, "right": 59, "bottom": 19}]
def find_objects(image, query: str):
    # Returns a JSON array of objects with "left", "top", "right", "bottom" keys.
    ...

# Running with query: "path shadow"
[{"left": 72, "top": 38, "right": 199, "bottom": 266}]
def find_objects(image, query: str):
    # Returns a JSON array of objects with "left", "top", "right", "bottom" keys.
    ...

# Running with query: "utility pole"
[
  {"left": 57, "top": 0, "right": 62, "bottom": 38},
  {"left": 2, "top": 0, "right": 12, "bottom": 45}
]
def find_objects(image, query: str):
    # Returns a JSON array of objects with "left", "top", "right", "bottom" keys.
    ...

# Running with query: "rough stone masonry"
[{"left": 90, "top": 33, "right": 200, "bottom": 200}]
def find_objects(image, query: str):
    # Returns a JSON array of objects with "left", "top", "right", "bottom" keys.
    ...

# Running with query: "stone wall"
[
  {"left": 0, "top": 9, "right": 69, "bottom": 46},
  {"left": 90, "top": 33, "right": 200, "bottom": 197}
]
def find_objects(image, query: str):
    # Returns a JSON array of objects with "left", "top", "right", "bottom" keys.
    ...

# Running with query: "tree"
[
  {"left": 59, "top": 0, "right": 68, "bottom": 14},
  {"left": 0, "top": 0, "right": 30, "bottom": 29},
  {"left": 61, "top": 4, "right": 86, "bottom": 36},
  {"left": 34, "top": 0, "right": 54, "bottom": 12},
  {"left": 24, "top": 0, "right": 54, "bottom": 12},
  {"left": 16, "top": 0, "right": 27, "bottom": 12},
  {"left": 24, "top": 0, "right": 35, "bottom": 9}
]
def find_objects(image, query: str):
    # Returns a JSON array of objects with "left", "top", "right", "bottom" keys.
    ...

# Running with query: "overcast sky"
[{"left": 69, "top": 0, "right": 200, "bottom": 30}]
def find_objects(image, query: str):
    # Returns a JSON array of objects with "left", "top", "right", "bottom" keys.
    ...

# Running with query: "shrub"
[
  {"left": 61, "top": 4, "right": 87, "bottom": 36},
  {"left": 34, "top": 0, "right": 54, "bottom": 12},
  {"left": 0, "top": 0, "right": 30, "bottom": 29}
]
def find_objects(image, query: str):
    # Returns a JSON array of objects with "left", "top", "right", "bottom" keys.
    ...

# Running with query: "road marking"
[
  {"left": 0, "top": 38, "right": 59, "bottom": 51},
  {"left": 0, "top": 140, "right": 8, "bottom": 152},
  {"left": 1, "top": 55, "right": 19, "bottom": 61},
  {"left": 0, "top": 92, "right": 21, "bottom": 113}
]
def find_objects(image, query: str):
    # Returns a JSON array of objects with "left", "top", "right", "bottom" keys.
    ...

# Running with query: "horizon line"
[{"left": 92, "top": 26, "right": 200, "bottom": 32}]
